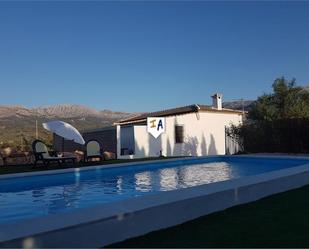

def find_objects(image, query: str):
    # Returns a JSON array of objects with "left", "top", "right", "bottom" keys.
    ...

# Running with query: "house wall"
[{"left": 117, "top": 112, "right": 243, "bottom": 159}]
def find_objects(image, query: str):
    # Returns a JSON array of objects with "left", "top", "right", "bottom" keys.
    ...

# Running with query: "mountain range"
[{"left": 0, "top": 104, "right": 135, "bottom": 149}]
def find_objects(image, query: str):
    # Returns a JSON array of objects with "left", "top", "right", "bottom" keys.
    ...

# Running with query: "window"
[{"left": 175, "top": 125, "right": 184, "bottom": 143}]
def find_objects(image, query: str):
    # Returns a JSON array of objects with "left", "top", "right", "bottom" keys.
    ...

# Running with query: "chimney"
[{"left": 211, "top": 93, "right": 223, "bottom": 110}]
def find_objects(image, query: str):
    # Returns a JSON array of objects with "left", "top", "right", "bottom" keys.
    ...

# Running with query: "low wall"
[
  {"left": 53, "top": 127, "right": 117, "bottom": 154},
  {"left": 1, "top": 157, "right": 309, "bottom": 248}
]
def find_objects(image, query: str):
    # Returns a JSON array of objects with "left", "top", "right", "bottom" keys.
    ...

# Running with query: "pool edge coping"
[
  {"left": 0, "top": 156, "right": 195, "bottom": 179},
  {"left": 1, "top": 154, "right": 309, "bottom": 180}
]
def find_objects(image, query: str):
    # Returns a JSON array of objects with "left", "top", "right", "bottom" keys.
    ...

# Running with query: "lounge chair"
[
  {"left": 85, "top": 140, "right": 103, "bottom": 162},
  {"left": 32, "top": 140, "right": 76, "bottom": 166}
]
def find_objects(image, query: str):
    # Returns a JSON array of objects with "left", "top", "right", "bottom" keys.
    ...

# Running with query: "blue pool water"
[{"left": 0, "top": 156, "right": 308, "bottom": 224}]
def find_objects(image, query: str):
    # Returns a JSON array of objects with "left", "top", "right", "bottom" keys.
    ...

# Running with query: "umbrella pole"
[{"left": 62, "top": 137, "right": 64, "bottom": 155}]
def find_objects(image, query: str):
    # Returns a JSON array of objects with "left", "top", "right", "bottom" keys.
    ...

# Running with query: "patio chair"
[
  {"left": 85, "top": 140, "right": 103, "bottom": 162},
  {"left": 32, "top": 140, "right": 76, "bottom": 166}
]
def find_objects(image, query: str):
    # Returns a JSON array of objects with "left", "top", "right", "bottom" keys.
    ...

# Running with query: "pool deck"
[{"left": 1, "top": 155, "right": 309, "bottom": 248}]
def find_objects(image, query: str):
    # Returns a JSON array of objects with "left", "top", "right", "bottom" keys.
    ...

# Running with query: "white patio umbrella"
[{"left": 42, "top": 120, "right": 85, "bottom": 152}]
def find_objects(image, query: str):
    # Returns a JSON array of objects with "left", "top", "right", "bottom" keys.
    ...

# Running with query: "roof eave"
[
  {"left": 114, "top": 119, "right": 147, "bottom": 125},
  {"left": 115, "top": 108, "right": 246, "bottom": 125}
]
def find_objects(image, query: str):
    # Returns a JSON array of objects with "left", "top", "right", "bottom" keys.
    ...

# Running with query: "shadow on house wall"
[
  {"left": 170, "top": 133, "right": 211, "bottom": 157},
  {"left": 201, "top": 134, "right": 207, "bottom": 155},
  {"left": 182, "top": 136, "right": 198, "bottom": 156},
  {"left": 129, "top": 128, "right": 218, "bottom": 158},
  {"left": 148, "top": 133, "right": 162, "bottom": 157},
  {"left": 208, "top": 134, "right": 217, "bottom": 155},
  {"left": 166, "top": 138, "right": 172, "bottom": 156},
  {"left": 173, "top": 141, "right": 185, "bottom": 156},
  {"left": 135, "top": 143, "right": 146, "bottom": 157}
]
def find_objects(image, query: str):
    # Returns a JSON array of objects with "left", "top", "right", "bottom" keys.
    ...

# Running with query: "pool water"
[{"left": 0, "top": 156, "right": 308, "bottom": 224}]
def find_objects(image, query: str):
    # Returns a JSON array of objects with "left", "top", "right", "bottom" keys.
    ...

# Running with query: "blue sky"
[{"left": 0, "top": 1, "right": 308, "bottom": 112}]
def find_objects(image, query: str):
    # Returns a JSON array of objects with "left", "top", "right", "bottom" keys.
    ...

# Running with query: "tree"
[{"left": 249, "top": 77, "right": 309, "bottom": 120}]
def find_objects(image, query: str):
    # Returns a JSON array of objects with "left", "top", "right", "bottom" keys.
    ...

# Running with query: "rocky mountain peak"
[{"left": 33, "top": 104, "right": 101, "bottom": 118}]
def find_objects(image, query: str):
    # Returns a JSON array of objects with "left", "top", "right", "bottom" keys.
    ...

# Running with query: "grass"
[
  {"left": 0, "top": 156, "right": 179, "bottom": 175},
  {"left": 110, "top": 184, "right": 309, "bottom": 248}
]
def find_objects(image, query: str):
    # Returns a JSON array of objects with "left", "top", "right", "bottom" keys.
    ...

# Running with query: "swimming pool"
[{"left": 1, "top": 156, "right": 308, "bottom": 225}]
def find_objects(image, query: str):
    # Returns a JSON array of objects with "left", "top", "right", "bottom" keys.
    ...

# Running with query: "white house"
[{"left": 115, "top": 94, "right": 244, "bottom": 159}]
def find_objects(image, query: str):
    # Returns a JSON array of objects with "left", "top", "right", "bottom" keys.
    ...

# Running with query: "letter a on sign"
[{"left": 147, "top": 117, "right": 165, "bottom": 138}]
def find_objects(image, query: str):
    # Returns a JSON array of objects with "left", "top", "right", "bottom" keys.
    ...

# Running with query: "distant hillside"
[
  {"left": 223, "top": 100, "right": 255, "bottom": 111},
  {"left": 0, "top": 104, "right": 135, "bottom": 149},
  {"left": 300, "top": 86, "right": 309, "bottom": 93},
  {"left": 222, "top": 86, "right": 308, "bottom": 111}
]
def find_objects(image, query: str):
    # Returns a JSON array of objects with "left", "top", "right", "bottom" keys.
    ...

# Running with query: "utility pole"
[
  {"left": 35, "top": 120, "right": 38, "bottom": 139},
  {"left": 20, "top": 132, "right": 22, "bottom": 149}
]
